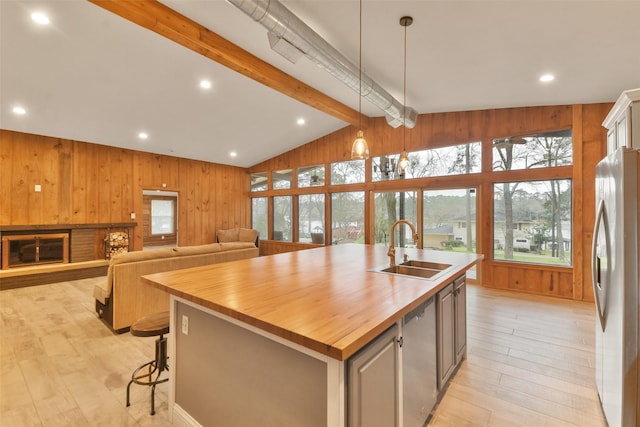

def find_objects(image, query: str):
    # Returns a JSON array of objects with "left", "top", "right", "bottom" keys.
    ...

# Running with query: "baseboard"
[{"left": 172, "top": 404, "right": 203, "bottom": 427}]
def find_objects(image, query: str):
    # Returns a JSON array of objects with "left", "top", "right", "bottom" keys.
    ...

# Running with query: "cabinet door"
[
  {"left": 437, "top": 283, "right": 455, "bottom": 390},
  {"left": 348, "top": 324, "right": 400, "bottom": 427},
  {"left": 454, "top": 277, "right": 467, "bottom": 363}
]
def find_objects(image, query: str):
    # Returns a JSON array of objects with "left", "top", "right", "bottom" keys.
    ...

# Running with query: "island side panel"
[{"left": 174, "top": 300, "right": 328, "bottom": 427}]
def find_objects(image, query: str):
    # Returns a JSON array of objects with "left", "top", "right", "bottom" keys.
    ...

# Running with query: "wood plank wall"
[
  {"left": 0, "top": 130, "right": 251, "bottom": 251},
  {"left": 249, "top": 104, "right": 612, "bottom": 302}
]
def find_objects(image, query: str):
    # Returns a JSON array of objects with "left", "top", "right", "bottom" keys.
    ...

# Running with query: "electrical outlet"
[{"left": 181, "top": 315, "right": 189, "bottom": 335}]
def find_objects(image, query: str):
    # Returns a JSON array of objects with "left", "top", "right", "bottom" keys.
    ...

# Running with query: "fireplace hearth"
[{"left": 1, "top": 233, "right": 69, "bottom": 269}]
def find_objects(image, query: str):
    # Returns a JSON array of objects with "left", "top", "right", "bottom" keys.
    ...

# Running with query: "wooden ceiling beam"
[{"left": 88, "top": 0, "right": 367, "bottom": 128}]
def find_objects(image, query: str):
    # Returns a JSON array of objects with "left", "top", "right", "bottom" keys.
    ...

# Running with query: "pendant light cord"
[{"left": 358, "top": 0, "right": 363, "bottom": 131}]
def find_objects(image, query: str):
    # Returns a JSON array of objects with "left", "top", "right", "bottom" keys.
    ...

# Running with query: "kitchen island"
[{"left": 142, "top": 244, "right": 482, "bottom": 427}]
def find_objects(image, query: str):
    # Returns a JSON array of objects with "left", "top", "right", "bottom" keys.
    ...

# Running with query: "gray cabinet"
[
  {"left": 402, "top": 297, "right": 437, "bottom": 427},
  {"left": 437, "top": 275, "right": 466, "bottom": 390},
  {"left": 348, "top": 324, "right": 400, "bottom": 427}
]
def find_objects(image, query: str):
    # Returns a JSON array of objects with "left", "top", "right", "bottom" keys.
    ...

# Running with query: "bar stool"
[{"left": 126, "top": 311, "right": 170, "bottom": 416}]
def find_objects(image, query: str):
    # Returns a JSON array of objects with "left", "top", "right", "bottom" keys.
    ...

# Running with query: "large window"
[
  {"left": 492, "top": 129, "right": 572, "bottom": 171},
  {"left": 373, "top": 191, "right": 418, "bottom": 247},
  {"left": 298, "top": 194, "right": 325, "bottom": 243},
  {"left": 372, "top": 142, "right": 481, "bottom": 181},
  {"left": 298, "top": 165, "right": 325, "bottom": 188},
  {"left": 272, "top": 169, "right": 292, "bottom": 189},
  {"left": 493, "top": 179, "right": 572, "bottom": 266},
  {"left": 251, "top": 197, "right": 268, "bottom": 240},
  {"left": 273, "top": 196, "right": 292, "bottom": 241},
  {"left": 423, "top": 188, "right": 476, "bottom": 252},
  {"left": 331, "top": 191, "right": 364, "bottom": 245},
  {"left": 331, "top": 160, "right": 365, "bottom": 184},
  {"left": 250, "top": 172, "right": 268, "bottom": 192}
]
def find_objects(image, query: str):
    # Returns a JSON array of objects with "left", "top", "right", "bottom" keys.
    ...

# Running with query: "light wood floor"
[{"left": 0, "top": 278, "right": 605, "bottom": 426}]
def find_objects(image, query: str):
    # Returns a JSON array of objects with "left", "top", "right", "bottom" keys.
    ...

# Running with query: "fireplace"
[{"left": 1, "top": 233, "right": 69, "bottom": 269}]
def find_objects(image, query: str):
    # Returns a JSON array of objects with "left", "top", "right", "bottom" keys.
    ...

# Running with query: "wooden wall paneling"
[
  {"left": 71, "top": 140, "right": 88, "bottom": 224},
  {"left": 54, "top": 139, "right": 73, "bottom": 224},
  {"left": 97, "top": 145, "right": 111, "bottom": 223},
  {"left": 572, "top": 105, "right": 584, "bottom": 301},
  {"left": 0, "top": 130, "right": 15, "bottom": 223},
  {"left": 86, "top": 143, "right": 101, "bottom": 226}
]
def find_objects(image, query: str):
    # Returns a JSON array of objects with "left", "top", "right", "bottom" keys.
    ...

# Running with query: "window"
[
  {"left": 151, "top": 199, "right": 174, "bottom": 234},
  {"left": 331, "top": 191, "right": 364, "bottom": 244},
  {"left": 272, "top": 169, "right": 292, "bottom": 189},
  {"left": 372, "top": 142, "right": 481, "bottom": 181},
  {"left": 331, "top": 160, "right": 365, "bottom": 184},
  {"left": 250, "top": 172, "right": 268, "bottom": 192},
  {"left": 142, "top": 192, "right": 177, "bottom": 247},
  {"left": 273, "top": 196, "right": 292, "bottom": 241},
  {"left": 408, "top": 142, "right": 481, "bottom": 178},
  {"left": 423, "top": 188, "right": 476, "bottom": 252},
  {"left": 493, "top": 129, "right": 572, "bottom": 171},
  {"left": 298, "top": 165, "right": 325, "bottom": 188},
  {"left": 373, "top": 191, "right": 418, "bottom": 247},
  {"left": 298, "top": 194, "right": 325, "bottom": 243},
  {"left": 493, "top": 179, "right": 572, "bottom": 266},
  {"left": 251, "top": 197, "right": 268, "bottom": 241}
]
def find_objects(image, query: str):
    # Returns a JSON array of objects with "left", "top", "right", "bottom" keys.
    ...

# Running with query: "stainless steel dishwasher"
[{"left": 402, "top": 296, "right": 438, "bottom": 426}]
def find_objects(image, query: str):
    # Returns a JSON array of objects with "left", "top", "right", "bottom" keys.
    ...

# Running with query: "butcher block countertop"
[{"left": 142, "top": 244, "right": 483, "bottom": 361}]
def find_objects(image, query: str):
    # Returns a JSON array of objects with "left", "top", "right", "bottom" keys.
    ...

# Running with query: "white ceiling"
[{"left": 2, "top": 0, "right": 639, "bottom": 168}]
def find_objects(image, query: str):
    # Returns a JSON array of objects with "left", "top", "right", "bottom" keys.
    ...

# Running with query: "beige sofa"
[{"left": 94, "top": 241, "right": 259, "bottom": 333}]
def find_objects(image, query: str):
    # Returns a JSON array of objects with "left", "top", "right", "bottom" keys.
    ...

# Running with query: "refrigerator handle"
[{"left": 591, "top": 199, "right": 608, "bottom": 329}]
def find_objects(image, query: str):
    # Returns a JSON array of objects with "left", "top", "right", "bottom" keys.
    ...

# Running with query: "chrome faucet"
[{"left": 388, "top": 219, "right": 419, "bottom": 267}]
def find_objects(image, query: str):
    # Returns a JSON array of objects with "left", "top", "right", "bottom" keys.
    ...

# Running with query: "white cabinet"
[
  {"left": 603, "top": 88, "right": 640, "bottom": 154},
  {"left": 437, "top": 275, "right": 467, "bottom": 390},
  {"left": 348, "top": 324, "right": 400, "bottom": 427}
]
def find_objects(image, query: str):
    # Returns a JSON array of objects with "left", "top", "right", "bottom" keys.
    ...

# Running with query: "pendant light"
[
  {"left": 351, "top": 0, "right": 370, "bottom": 160},
  {"left": 397, "top": 16, "right": 413, "bottom": 175}
]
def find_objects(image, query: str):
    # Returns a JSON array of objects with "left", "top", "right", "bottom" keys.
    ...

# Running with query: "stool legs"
[{"left": 126, "top": 334, "right": 169, "bottom": 415}]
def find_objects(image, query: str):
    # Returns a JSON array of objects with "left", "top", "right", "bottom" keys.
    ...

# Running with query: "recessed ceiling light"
[
  {"left": 539, "top": 74, "right": 555, "bottom": 83},
  {"left": 297, "top": 118, "right": 306, "bottom": 126},
  {"left": 12, "top": 106, "right": 26, "bottom": 115},
  {"left": 200, "top": 80, "right": 212, "bottom": 89},
  {"left": 138, "top": 132, "right": 148, "bottom": 140},
  {"left": 229, "top": 151, "right": 237, "bottom": 157},
  {"left": 31, "top": 12, "right": 50, "bottom": 25}
]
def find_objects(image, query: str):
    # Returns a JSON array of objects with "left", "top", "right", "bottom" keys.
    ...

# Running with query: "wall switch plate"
[
  {"left": 34, "top": 184, "right": 41, "bottom": 192},
  {"left": 130, "top": 212, "right": 136, "bottom": 220},
  {"left": 181, "top": 315, "right": 189, "bottom": 335}
]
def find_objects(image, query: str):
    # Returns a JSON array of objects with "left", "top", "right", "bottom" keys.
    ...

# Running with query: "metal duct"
[{"left": 226, "top": 0, "right": 417, "bottom": 128}]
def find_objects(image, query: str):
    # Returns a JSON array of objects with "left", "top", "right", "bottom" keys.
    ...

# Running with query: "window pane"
[
  {"left": 373, "top": 191, "right": 418, "bottom": 247},
  {"left": 423, "top": 188, "right": 476, "bottom": 252},
  {"left": 493, "top": 129, "right": 572, "bottom": 171},
  {"left": 372, "top": 155, "right": 403, "bottom": 181},
  {"left": 250, "top": 172, "right": 268, "bottom": 192},
  {"left": 273, "top": 196, "right": 292, "bottom": 241},
  {"left": 330, "top": 160, "right": 365, "bottom": 184},
  {"left": 298, "top": 194, "right": 325, "bottom": 243},
  {"left": 331, "top": 191, "right": 364, "bottom": 244},
  {"left": 151, "top": 200, "right": 174, "bottom": 234},
  {"left": 493, "top": 179, "right": 572, "bottom": 266},
  {"left": 272, "top": 169, "right": 292, "bottom": 189},
  {"left": 408, "top": 142, "right": 481, "bottom": 178},
  {"left": 298, "top": 165, "right": 325, "bottom": 188},
  {"left": 251, "top": 197, "right": 268, "bottom": 240}
]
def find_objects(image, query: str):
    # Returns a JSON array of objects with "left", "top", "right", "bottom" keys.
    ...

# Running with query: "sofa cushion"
[
  {"left": 216, "top": 228, "right": 240, "bottom": 242},
  {"left": 219, "top": 241, "right": 257, "bottom": 251},
  {"left": 238, "top": 228, "right": 259, "bottom": 244},
  {"left": 173, "top": 243, "right": 222, "bottom": 256}
]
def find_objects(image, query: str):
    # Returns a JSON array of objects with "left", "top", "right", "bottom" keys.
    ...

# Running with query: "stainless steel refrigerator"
[{"left": 592, "top": 147, "right": 639, "bottom": 427}]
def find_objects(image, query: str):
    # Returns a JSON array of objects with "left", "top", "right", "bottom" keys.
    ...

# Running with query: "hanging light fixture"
[
  {"left": 397, "top": 16, "right": 413, "bottom": 175},
  {"left": 351, "top": 0, "right": 370, "bottom": 160}
]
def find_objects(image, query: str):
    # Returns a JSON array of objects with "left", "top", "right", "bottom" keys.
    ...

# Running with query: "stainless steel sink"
[
  {"left": 380, "top": 265, "right": 442, "bottom": 279},
  {"left": 400, "top": 260, "right": 452, "bottom": 270},
  {"left": 371, "top": 260, "right": 456, "bottom": 280}
]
